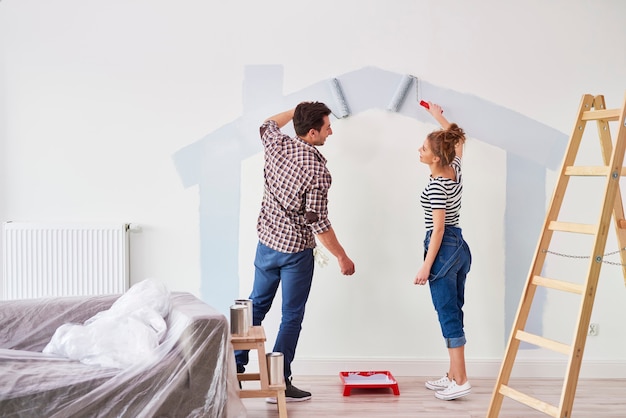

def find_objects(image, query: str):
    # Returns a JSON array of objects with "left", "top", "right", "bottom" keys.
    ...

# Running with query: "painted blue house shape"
[{"left": 172, "top": 65, "right": 567, "bottom": 336}]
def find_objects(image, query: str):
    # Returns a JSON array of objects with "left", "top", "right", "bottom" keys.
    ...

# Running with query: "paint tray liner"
[{"left": 339, "top": 371, "right": 400, "bottom": 396}]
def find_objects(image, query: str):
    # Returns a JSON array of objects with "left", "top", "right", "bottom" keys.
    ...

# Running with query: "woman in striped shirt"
[{"left": 415, "top": 102, "right": 473, "bottom": 401}]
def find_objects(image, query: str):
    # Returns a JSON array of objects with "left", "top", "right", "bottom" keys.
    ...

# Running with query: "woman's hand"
[
  {"left": 426, "top": 102, "right": 444, "bottom": 117},
  {"left": 425, "top": 102, "right": 451, "bottom": 130},
  {"left": 414, "top": 265, "right": 430, "bottom": 285}
]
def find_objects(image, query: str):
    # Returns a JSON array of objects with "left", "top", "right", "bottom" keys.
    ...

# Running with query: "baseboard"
[{"left": 288, "top": 358, "right": 626, "bottom": 379}]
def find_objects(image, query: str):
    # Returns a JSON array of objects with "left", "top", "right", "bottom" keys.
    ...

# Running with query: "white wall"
[{"left": 2, "top": 0, "right": 626, "bottom": 378}]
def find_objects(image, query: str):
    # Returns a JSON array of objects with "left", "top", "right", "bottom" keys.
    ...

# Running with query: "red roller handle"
[{"left": 420, "top": 100, "right": 443, "bottom": 113}]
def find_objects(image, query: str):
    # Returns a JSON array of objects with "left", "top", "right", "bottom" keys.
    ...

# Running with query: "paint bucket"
[
  {"left": 230, "top": 304, "right": 249, "bottom": 336},
  {"left": 266, "top": 352, "right": 285, "bottom": 385},
  {"left": 235, "top": 298, "right": 253, "bottom": 330}
]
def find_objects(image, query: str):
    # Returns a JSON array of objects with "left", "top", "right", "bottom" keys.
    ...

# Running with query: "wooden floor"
[{"left": 241, "top": 375, "right": 626, "bottom": 417}]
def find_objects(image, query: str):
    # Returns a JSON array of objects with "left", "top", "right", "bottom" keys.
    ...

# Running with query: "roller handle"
[{"left": 420, "top": 100, "right": 443, "bottom": 113}]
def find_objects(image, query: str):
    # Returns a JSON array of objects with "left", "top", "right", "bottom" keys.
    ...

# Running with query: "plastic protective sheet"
[
  {"left": 43, "top": 279, "right": 173, "bottom": 369},
  {"left": 0, "top": 288, "right": 246, "bottom": 418}
]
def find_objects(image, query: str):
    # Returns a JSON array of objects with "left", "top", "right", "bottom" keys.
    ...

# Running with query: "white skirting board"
[{"left": 282, "top": 358, "right": 626, "bottom": 379}]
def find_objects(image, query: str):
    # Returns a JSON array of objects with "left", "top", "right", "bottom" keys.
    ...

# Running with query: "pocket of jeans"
[{"left": 429, "top": 242, "right": 461, "bottom": 282}]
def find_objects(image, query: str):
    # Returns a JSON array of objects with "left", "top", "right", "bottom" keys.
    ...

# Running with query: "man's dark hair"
[{"left": 293, "top": 102, "right": 332, "bottom": 137}]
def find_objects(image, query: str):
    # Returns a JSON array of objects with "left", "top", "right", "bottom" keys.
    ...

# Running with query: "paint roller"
[
  {"left": 412, "top": 76, "right": 442, "bottom": 113},
  {"left": 328, "top": 78, "right": 350, "bottom": 119},
  {"left": 387, "top": 74, "right": 415, "bottom": 112}
]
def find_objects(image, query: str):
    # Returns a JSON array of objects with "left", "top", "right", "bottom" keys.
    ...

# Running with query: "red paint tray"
[{"left": 339, "top": 371, "right": 400, "bottom": 396}]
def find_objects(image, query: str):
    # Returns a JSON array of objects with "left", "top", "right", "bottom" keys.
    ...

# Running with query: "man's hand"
[
  {"left": 316, "top": 228, "right": 355, "bottom": 276},
  {"left": 338, "top": 255, "right": 355, "bottom": 276},
  {"left": 265, "top": 108, "right": 295, "bottom": 129}
]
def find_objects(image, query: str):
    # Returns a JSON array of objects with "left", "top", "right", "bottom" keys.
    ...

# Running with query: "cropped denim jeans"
[
  {"left": 235, "top": 242, "right": 314, "bottom": 380},
  {"left": 424, "top": 226, "right": 472, "bottom": 349}
]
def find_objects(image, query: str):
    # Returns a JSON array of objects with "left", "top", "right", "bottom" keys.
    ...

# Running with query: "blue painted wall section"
[
  {"left": 172, "top": 66, "right": 568, "bottom": 341},
  {"left": 506, "top": 153, "right": 547, "bottom": 343}
]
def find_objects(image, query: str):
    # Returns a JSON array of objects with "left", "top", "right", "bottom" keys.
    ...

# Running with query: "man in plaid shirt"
[{"left": 236, "top": 101, "right": 355, "bottom": 402}]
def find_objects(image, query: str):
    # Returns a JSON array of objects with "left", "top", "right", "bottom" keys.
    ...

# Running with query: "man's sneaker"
[
  {"left": 425, "top": 374, "right": 451, "bottom": 391},
  {"left": 266, "top": 379, "right": 312, "bottom": 403},
  {"left": 435, "top": 380, "right": 471, "bottom": 400}
]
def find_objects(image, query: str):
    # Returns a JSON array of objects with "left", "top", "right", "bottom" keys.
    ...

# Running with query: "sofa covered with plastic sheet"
[{"left": 0, "top": 291, "right": 246, "bottom": 418}]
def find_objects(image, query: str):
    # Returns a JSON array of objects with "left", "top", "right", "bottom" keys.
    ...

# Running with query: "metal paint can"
[
  {"left": 230, "top": 304, "right": 249, "bottom": 336},
  {"left": 235, "top": 298, "right": 253, "bottom": 330},
  {"left": 266, "top": 352, "right": 285, "bottom": 385}
]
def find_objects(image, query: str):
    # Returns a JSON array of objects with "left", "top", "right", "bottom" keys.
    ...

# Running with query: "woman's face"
[{"left": 419, "top": 138, "right": 437, "bottom": 165}]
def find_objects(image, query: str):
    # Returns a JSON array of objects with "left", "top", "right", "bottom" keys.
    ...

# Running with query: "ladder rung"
[
  {"left": 549, "top": 221, "right": 597, "bottom": 234},
  {"left": 499, "top": 384, "right": 559, "bottom": 417},
  {"left": 516, "top": 330, "right": 571, "bottom": 355},
  {"left": 532, "top": 275, "right": 584, "bottom": 294},
  {"left": 564, "top": 166, "right": 609, "bottom": 176},
  {"left": 581, "top": 108, "right": 621, "bottom": 121},
  {"left": 564, "top": 166, "right": 626, "bottom": 176}
]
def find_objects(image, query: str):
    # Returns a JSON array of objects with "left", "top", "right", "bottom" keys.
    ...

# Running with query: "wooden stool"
[{"left": 231, "top": 326, "right": 287, "bottom": 418}]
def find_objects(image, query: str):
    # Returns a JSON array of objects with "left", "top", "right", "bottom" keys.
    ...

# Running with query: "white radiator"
[{"left": 1, "top": 222, "right": 130, "bottom": 300}]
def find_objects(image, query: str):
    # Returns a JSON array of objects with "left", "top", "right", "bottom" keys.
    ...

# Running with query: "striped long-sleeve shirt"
[{"left": 420, "top": 156, "right": 463, "bottom": 231}]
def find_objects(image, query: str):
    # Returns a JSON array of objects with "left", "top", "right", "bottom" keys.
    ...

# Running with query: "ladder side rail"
[
  {"left": 559, "top": 235, "right": 607, "bottom": 418},
  {"left": 487, "top": 94, "right": 596, "bottom": 418},
  {"left": 543, "top": 95, "right": 596, "bottom": 228},
  {"left": 559, "top": 93, "right": 626, "bottom": 417},
  {"left": 593, "top": 94, "right": 626, "bottom": 282},
  {"left": 486, "top": 263, "right": 540, "bottom": 416}
]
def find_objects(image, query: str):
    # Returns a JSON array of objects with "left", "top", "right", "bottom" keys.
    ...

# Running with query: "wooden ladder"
[{"left": 487, "top": 93, "right": 626, "bottom": 418}]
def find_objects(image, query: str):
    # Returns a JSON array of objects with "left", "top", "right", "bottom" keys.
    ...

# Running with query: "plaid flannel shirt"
[{"left": 257, "top": 120, "right": 332, "bottom": 253}]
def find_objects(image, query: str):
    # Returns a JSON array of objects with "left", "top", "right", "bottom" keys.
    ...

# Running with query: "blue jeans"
[
  {"left": 425, "top": 226, "right": 472, "bottom": 349},
  {"left": 235, "top": 242, "right": 314, "bottom": 380}
]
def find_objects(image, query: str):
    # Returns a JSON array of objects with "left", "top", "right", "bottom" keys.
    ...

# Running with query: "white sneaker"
[
  {"left": 425, "top": 375, "right": 451, "bottom": 391},
  {"left": 435, "top": 380, "right": 471, "bottom": 400}
]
